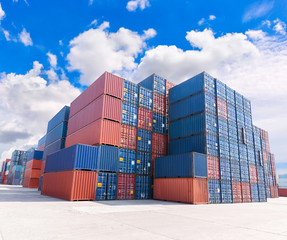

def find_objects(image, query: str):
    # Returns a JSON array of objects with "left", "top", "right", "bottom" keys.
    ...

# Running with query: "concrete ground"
[{"left": 0, "top": 185, "right": 287, "bottom": 240}]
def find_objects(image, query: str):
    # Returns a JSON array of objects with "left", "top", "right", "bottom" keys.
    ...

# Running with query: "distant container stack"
[
  {"left": 0, "top": 159, "right": 10, "bottom": 184},
  {"left": 23, "top": 150, "right": 43, "bottom": 188},
  {"left": 278, "top": 174, "right": 287, "bottom": 197},
  {"left": 7, "top": 150, "right": 28, "bottom": 185}
]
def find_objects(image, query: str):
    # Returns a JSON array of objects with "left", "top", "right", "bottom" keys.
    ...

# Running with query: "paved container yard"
[{"left": 0, "top": 185, "right": 286, "bottom": 240}]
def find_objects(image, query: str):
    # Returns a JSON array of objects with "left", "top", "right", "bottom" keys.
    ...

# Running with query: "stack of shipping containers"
[
  {"left": 0, "top": 159, "right": 10, "bottom": 184},
  {"left": 38, "top": 106, "right": 70, "bottom": 190},
  {"left": 23, "top": 150, "right": 43, "bottom": 188},
  {"left": 7, "top": 150, "right": 27, "bottom": 185}
]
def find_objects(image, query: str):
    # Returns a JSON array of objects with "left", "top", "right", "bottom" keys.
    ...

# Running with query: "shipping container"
[
  {"left": 24, "top": 169, "right": 41, "bottom": 179},
  {"left": 152, "top": 112, "right": 166, "bottom": 134},
  {"left": 153, "top": 178, "right": 208, "bottom": 204},
  {"left": 221, "top": 180, "right": 233, "bottom": 203},
  {"left": 152, "top": 133, "right": 168, "bottom": 155},
  {"left": 42, "top": 170, "right": 97, "bottom": 201},
  {"left": 137, "top": 129, "right": 152, "bottom": 152},
  {"left": 227, "top": 103, "right": 236, "bottom": 123},
  {"left": 47, "top": 106, "right": 70, "bottom": 133},
  {"left": 151, "top": 154, "right": 164, "bottom": 176},
  {"left": 249, "top": 164, "right": 257, "bottom": 183},
  {"left": 232, "top": 181, "right": 242, "bottom": 203},
  {"left": 135, "top": 175, "right": 152, "bottom": 199},
  {"left": 169, "top": 72, "right": 215, "bottom": 105},
  {"left": 70, "top": 72, "right": 124, "bottom": 118},
  {"left": 117, "top": 174, "right": 135, "bottom": 200},
  {"left": 138, "top": 74, "right": 166, "bottom": 96},
  {"left": 95, "top": 172, "right": 117, "bottom": 200},
  {"left": 119, "top": 149, "right": 136, "bottom": 174},
  {"left": 37, "top": 135, "right": 46, "bottom": 149},
  {"left": 207, "top": 155, "right": 220, "bottom": 180},
  {"left": 208, "top": 179, "right": 221, "bottom": 203},
  {"left": 241, "top": 182, "right": 251, "bottom": 203},
  {"left": 136, "top": 151, "right": 151, "bottom": 175},
  {"left": 154, "top": 152, "right": 207, "bottom": 178},
  {"left": 235, "top": 92, "right": 243, "bottom": 110},
  {"left": 43, "top": 139, "right": 65, "bottom": 161},
  {"left": 220, "top": 158, "right": 231, "bottom": 181},
  {"left": 123, "top": 80, "right": 138, "bottom": 105},
  {"left": 258, "top": 184, "right": 267, "bottom": 202},
  {"left": 27, "top": 150, "right": 43, "bottom": 162},
  {"left": 215, "top": 79, "right": 226, "bottom": 101},
  {"left": 45, "top": 122, "right": 68, "bottom": 146},
  {"left": 217, "top": 97, "right": 228, "bottom": 120},
  {"left": 25, "top": 159, "right": 42, "bottom": 170},
  {"left": 23, "top": 178, "right": 39, "bottom": 188},
  {"left": 153, "top": 93, "right": 166, "bottom": 115},
  {"left": 121, "top": 101, "right": 138, "bottom": 127},
  {"left": 65, "top": 119, "right": 121, "bottom": 148},
  {"left": 250, "top": 183, "right": 259, "bottom": 202},
  {"left": 231, "top": 160, "right": 240, "bottom": 182},
  {"left": 229, "top": 141, "right": 239, "bottom": 161},
  {"left": 120, "top": 124, "right": 137, "bottom": 150},
  {"left": 240, "top": 161, "right": 250, "bottom": 182},
  {"left": 278, "top": 188, "right": 287, "bottom": 197},
  {"left": 219, "top": 138, "right": 230, "bottom": 159},
  {"left": 67, "top": 95, "right": 122, "bottom": 136},
  {"left": 226, "top": 86, "right": 235, "bottom": 106},
  {"left": 137, "top": 107, "right": 153, "bottom": 131},
  {"left": 166, "top": 80, "right": 175, "bottom": 96},
  {"left": 139, "top": 87, "right": 153, "bottom": 110},
  {"left": 218, "top": 118, "right": 228, "bottom": 139},
  {"left": 38, "top": 175, "right": 43, "bottom": 191}
]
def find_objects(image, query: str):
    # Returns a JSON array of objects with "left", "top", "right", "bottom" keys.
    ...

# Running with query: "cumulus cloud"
[
  {"left": 47, "top": 52, "right": 57, "bottom": 68},
  {"left": 0, "top": 3, "right": 5, "bottom": 21},
  {"left": 67, "top": 22, "right": 156, "bottom": 85},
  {"left": 243, "top": 0, "right": 274, "bottom": 22},
  {"left": 0, "top": 61, "right": 81, "bottom": 163},
  {"left": 209, "top": 15, "right": 216, "bottom": 21},
  {"left": 273, "top": 18, "right": 287, "bottom": 35},
  {"left": 19, "top": 28, "right": 33, "bottom": 46},
  {"left": 90, "top": 19, "right": 97, "bottom": 26},
  {"left": 198, "top": 18, "right": 205, "bottom": 26},
  {"left": 3, "top": 30, "right": 10, "bottom": 41},
  {"left": 126, "top": 0, "right": 150, "bottom": 11}
]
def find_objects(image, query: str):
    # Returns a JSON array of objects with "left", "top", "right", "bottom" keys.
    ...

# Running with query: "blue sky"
[{"left": 0, "top": 0, "right": 286, "bottom": 174}]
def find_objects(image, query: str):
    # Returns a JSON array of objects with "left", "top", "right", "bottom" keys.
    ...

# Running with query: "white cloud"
[
  {"left": 19, "top": 28, "right": 33, "bottom": 46},
  {"left": 126, "top": 0, "right": 150, "bottom": 11},
  {"left": 198, "top": 18, "right": 205, "bottom": 26},
  {"left": 0, "top": 3, "right": 5, "bottom": 21},
  {"left": 88, "top": 0, "right": 93, "bottom": 5},
  {"left": 262, "top": 19, "right": 271, "bottom": 28},
  {"left": 47, "top": 52, "right": 57, "bottom": 68},
  {"left": 245, "top": 29, "right": 266, "bottom": 40},
  {"left": 273, "top": 18, "right": 287, "bottom": 35},
  {"left": 90, "top": 19, "right": 97, "bottom": 26},
  {"left": 3, "top": 30, "right": 10, "bottom": 41},
  {"left": 0, "top": 61, "right": 80, "bottom": 164},
  {"left": 59, "top": 40, "right": 63, "bottom": 46},
  {"left": 243, "top": 0, "right": 274, "bottom": 22},
  {"left": 67, "top": 22, "right": 156, "bottom": 85},
  {"left": 209, "top": 15, "right": 216, "bottom": 21}
]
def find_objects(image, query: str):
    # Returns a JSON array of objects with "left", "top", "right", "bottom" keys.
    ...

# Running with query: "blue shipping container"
[
  {"left": 37, "top": 135, "right": 46, "bottom": 147},
  {"left": 47, "top": 106, "right": 70, "bottom": 133},
  {"left": 235, "top": 92, "right": 243, "bottom": 110},
  {"left": 43, "top": 139, "right": 65, "bottom": 161},
  {"left": 38, "top": 175, "right": 43, "bottom": 191},
  {"left": 135, "top": 175, "right": 152, "bottom": 199},
  {"left": 138, "top": 74, "right": 166, "bottom": 96},
  {"left": 139, "top": 87, "right": 153, "bottom": 110},
  {"left": 123, "top": 80, "right": 139, "bottom": 105},
  {"left": 45, "top": 122, "right": 68, "bottom": 146},
  {"left": 121, "top": 101, "right": 138, "bottom": 127},
  {"left": 152, "top": 112, "right": 166, "bottom": 134},
  {"left": 107, "top": 173, "right": 117, "bottom": 200},
  {"left": 136, "top": 151, "right": 151, "bottom": 175},
  {"left": 155, "top": 152, "right": 207, "bottom": 178},
  {"left": 119, "top": 149, "right": 136, "bottom": 174},
  {"left": 218, "top": 118, "right": 228, "bottom": 139},
  {"left": 137, "top": 129, "right": 152, "bottom": 152},
  {"left": 215, "top": 79, "right": 226, "bottom": 101},
  {"left": 221, "top": 180, "right": 233, "bottom": 203},
  {"left": 250, "top": 183, "right": 259, "bottom": 202},
  {"left": 258, "top": 184, "right": 267, "bottom": 202},
  {"left": 95, "top": 172, "right": 118, "bottom": 200},
  {"left": 27, "top": 150, "right": 43, "bottom": 161},
  {"left": 208, "top": 179, "right": 221, "bottom": 203},
  {"left": 219, "top": 138, "right": 229, "bottom": 159},
  {"left": 240, "top": 161, "right": 250, "bottom": 182},
  {"left": 220, "top": 158, "right": 231, "bottom": 181},
  {"left": 226, "top": 86, "right": 235, "bottom": 105},
  {"left": 231, "top": 160, "right": 240, "bottom": 182}
]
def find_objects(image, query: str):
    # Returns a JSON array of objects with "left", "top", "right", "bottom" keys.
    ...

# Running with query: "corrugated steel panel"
[
  {"left": 221, "top": 180, "right": 233, "bottom": 203},
  {"left": 95, "top": 172, "right": 118, "bottom": 200},
  {"left": 23, "top": 177, "right": 40, "bottom": 188},
  {"left": 249, "top": 164, "right": 257, "bottom": 183},
  {"left": 65, "top": 119, "right": 121, "bottom": 148},
  {"left": 240, "top": 161, "right": 250, "bottom": 182},
  {"left": 43, "top": 139, "right": 65, "bottom": 161},
  {"left": 153, "top": 93, "right": 166, "bottom": 115},
  {"left": 27, "top": 150, "right": 43, "bottom": 161},
  {"left": 231, "top": 160, "right": 240, "bottom": 182},
  {"left": 207, "top": 155, "right": 220, "bottom": 179},
  {"left": 278, "top": 188, "right": 287, "bottom": 197},
  {"left": 243, "top": 97, "right": 252, "bottom": 114},
  {"left": 42, "top": 170, "right": 97, "bottom": 201},
  {"left": 119, "top": 149, "right": 136, "bottom": 173},
  {"left": 107, "top": 173, "right": 118, "bottom": 200},
  {"left": 220, "top": 158, "right": 231, "bottom": 181},
  {"left": 138, "top": 74, "right": 166, "bottom": 96},
  {"left": 241, "top": 182, "right": 251, "bottom": 203},
  {"left": 153, "top": 178, "right": 208, "bottom": 204},
  {"left": 138, "top": 107, "right": 152, "bottom": 131},
  {"left": 137, "top": 129, "right": 152, "bottom": 152},
  {"left": 25, "top": 159, "right": 42, "bottom": 170},
  {"left": 136, "top": 151, "right": 151, "bottom": 175},
  {"left": 232, "top": 181, "right": 242, "bottom": 203},
  {"left": 47, "top": 106, "right": 70, "bottom": 133},
  {"left": 45, "top": 122, "right": 68, "bottom": 146},
  {"left": 229, "top": 140, "right": 239, "bottom": 161},
  {"left": 98, "top": 145, "right": 119, "bottom": 172},
  {"left": 217, "top": 97, "right": 228, "bottom": 120},
  {"left": 152, "top": 133, "right": 167, "bottom": 155},
  {"left": 154, "top": 152, "right": 207, "bottom": 178},
  {"left": 70, "top": 72, "right": 124, "bottom": 118},
  {"left": 120, "top": 124, "right": 137, "bottom": 150},
  {"left": 235, "top": 92, "right": 243, "bottom": 110},
  {"left": 117, "top": 174, "right": 135, "bottom": 200},
  {"left": 24, "top": 169, "right": 41, "bottom": 179},
  {"left": 250, "top": 183, "right": 259, "bottom": 202},
  {"left": 257, "top": 166, "right": 265, "bottom": 184},
  {"left": 135, "top": 175, "right": 152, "bottom": 199},
  {"left": 151, "top": 154, "right": 164, "bottom": 176},
  {"left": 123, "top": 80, "right": 138, "bottom": 105},
  {"left": 152, "top": 113, "right": 166, "bottom": 135},
  {"left": 219, "top": 137, "right": 229, "bottom": 159},
  {"left": 208, "top": 179, "right": 221, "bottom": 203},
  {"left": 121, "top": 101, "right": 138, "bottom": 127},
  {"left": 215, "top": 79, "right": 226, "bottom": 101},
  {"left": 138, "top": 87, "right": 153, "bottom": 110},
  {"left": 37, "top": 135, "right": 46, "bottom": 148},
  {"left": 226, "top": 86, "right": 235, "bottom": 105},
  {"left": 67, "top": 95, "right": 122, "bottom": 136}
]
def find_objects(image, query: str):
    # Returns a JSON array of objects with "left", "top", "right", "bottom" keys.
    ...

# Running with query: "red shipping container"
[
  {"left": 241, "top": 182, "right": 251, "bottom": 203},
  {"left": 232, "top": 181, "right": 242, "bottom": 203},
  {"left": 278, "top": 188, "right": 287, "bottom": 197},
  {"left": 2, "top": 176, "right": 7, "bottom": 184},
  {"left": 270, "top": 186, "right": 279, "bottom": 198},
  {"left": 207, "top": 155, "right": 220, "bottom": 180},
  {"left": 67, "top": 95, "right": 122, "bottom": 136},
  {"left": 262, "top": 150, "right": 268, "bottom": 163},
  {"left": 151, "top": 154, "right": 165, "bottom": 176},
  {"left": 117, "top": 174, "right": 135, "bottom": 200},
  {"left": 26, "top": 159, "right": 42, "bottom": 170},
  {"left": 166, "top": 80, "right": 175, "bottom": 96},
  {"left": 24, "top": 169, "right": 41, "bottom": 179},
  {"left": 120, "top": 124, "right": 137, "bottom": 150},
  {"left": 65, "top": 119, "right": 121, "bottom": 148},
  {"left": 153, "top": 178, "right": 208, "bottom": 204},
  {"left": 137, "top": 107, "right": 152, "bottom": 131},
  {"left": 153, "top": 93, "right": 166, "bottom": 115},
  {"left": 70, "top": 72, "right": 124, "bottom": 118},
  {"left": 42, "top": 171, "right": 97, "bottom": 201},
  {"left": 249, "top": 164, "right": 257, "bottom": 183},
  {"left": 152, "top": 133, "right": 168, "bottom": 155},
  {"left": 23, "top": 178, "right": 40, "bottom": 188},
  {"left": 37, "top": 143, "right": 45, "bottom": 151},
  {"left": 217, "top": 97, "right": 228, "bottom": 120},
  {"left": 40, "top": 161, "right": 46, "bottom": 176}
]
